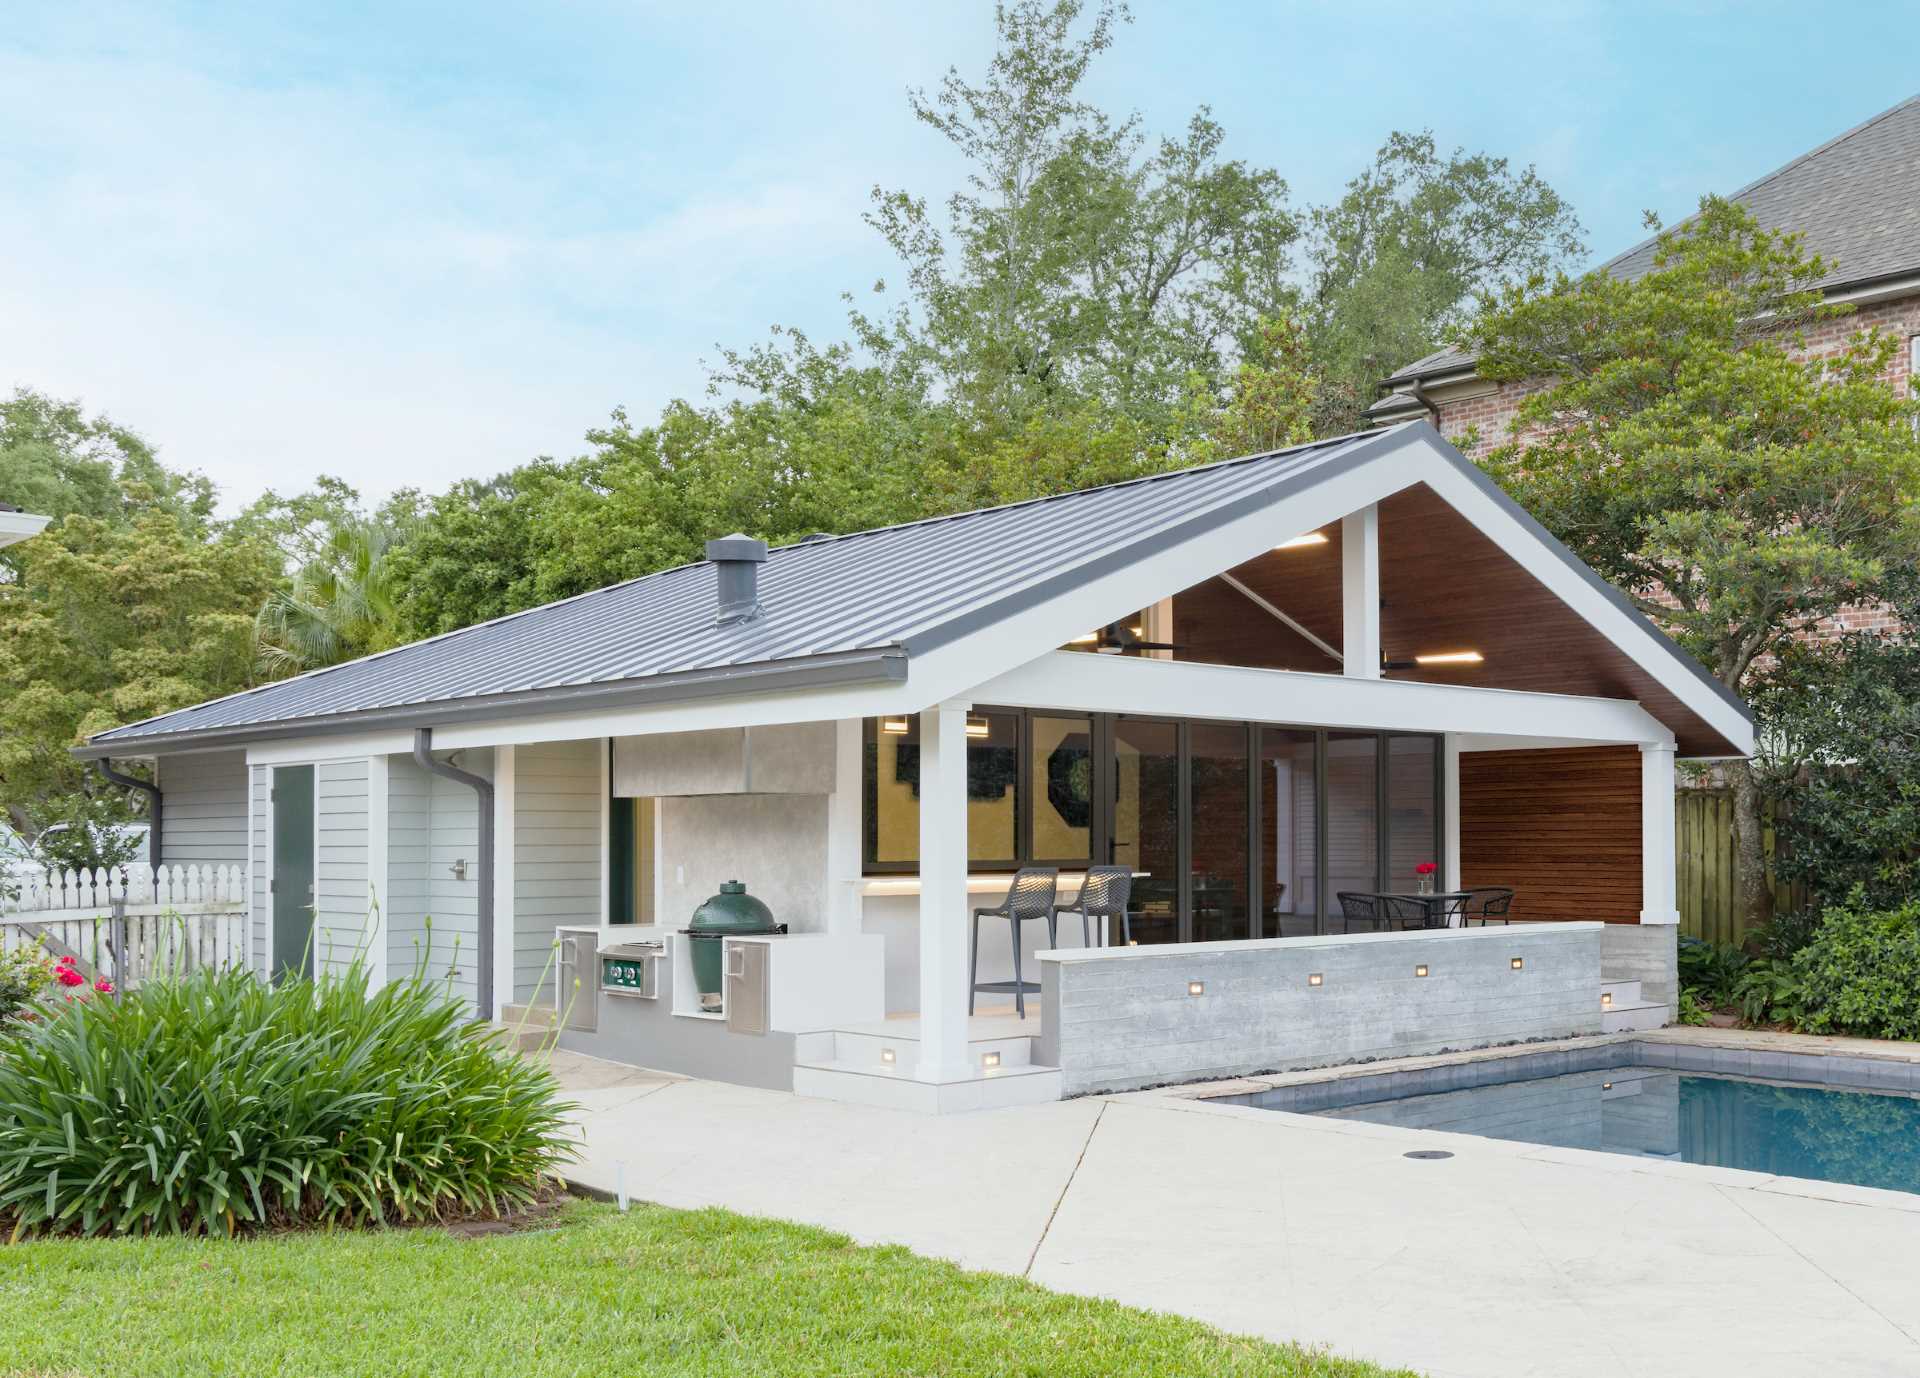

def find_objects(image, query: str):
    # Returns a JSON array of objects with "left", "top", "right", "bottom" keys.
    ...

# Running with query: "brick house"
[{"left": 1368, "top": 94, "right": 1920, "bottom": 637}]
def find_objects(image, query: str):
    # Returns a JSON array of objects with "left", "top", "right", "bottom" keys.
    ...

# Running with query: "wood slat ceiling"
[{"left": 1169, "top": 482, "right": 1738, "bottom": 756}]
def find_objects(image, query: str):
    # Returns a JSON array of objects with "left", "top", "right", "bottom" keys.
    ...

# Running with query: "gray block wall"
[{"left": 1038, "top": 923, "right": 1605, "bottom": 1096}]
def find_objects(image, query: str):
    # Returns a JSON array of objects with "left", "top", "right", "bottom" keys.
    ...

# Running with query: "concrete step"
[
  {"left": 1599, "top": 979, "right": 1643, "bottom": 1008},
  {"left": 791, "top": 1059, "right": 1063, "bottom": 1113},
  {"left": 501, "top": 1002, "right": 558, "bottom": 1030},
  {"left": 1601, "top": 999, "right": 1669, "bottom": 1034},
  {"left": 488, "top": 1021, "right": 553, "bottom": 1053},
  {"left": 828, "top": 1028, "right": 1035, "bottom": 1070}
]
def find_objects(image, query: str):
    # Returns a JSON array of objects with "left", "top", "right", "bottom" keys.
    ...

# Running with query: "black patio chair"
[
  {"left": 1381, "top": 894, "right": 1440, "bottom": 930},
  {"left": 1056, "top": 865, "right": 1135, "bottom": 946},
  {"left": 1463, "top": 887, "right": 1516, "bottom": 926},
  {"left": 969, "top": 867, "right": 1060, "bottom": 1019},
  {"left": 1337, "top": 891, "right": 1388, "bottom": 933}
]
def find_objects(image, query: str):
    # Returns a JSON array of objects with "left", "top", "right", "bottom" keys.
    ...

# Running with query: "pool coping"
[{"left": 1113, "top": 1026, "right": 1920, "bottom": 1216}]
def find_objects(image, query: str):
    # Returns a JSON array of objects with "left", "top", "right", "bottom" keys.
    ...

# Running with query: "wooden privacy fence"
[
  {"left": 1, "top": 863, "right": 250, "bottom": 988},
  {"left": 1674, "top": 792, "right": 1805, "bottom": 948}
]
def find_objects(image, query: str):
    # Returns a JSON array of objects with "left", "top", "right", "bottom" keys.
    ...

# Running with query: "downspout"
[
  {"left": 95, "top": 759, "right": 161, "bottom": 867},
  {"left": 412, "top": 728, "right": 494, "bottom": 1021}
]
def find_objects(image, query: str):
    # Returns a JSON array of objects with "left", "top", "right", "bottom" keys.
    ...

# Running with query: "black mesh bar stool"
[
  {"left": 1056, "top": 865, "right": 1135, "bottom": 946},
  {"left": 969, "top": 867, "right": 1060, "bottom": 1018}
]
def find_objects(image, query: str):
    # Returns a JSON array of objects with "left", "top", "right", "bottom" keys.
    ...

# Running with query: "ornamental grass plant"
[{"left": 0, "top": 961, "right": 575, "bottom": 1238}]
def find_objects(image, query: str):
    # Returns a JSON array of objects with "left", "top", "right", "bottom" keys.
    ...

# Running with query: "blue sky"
[{"left": 2, "top": 2, "right": 1915, "bottom": 508}]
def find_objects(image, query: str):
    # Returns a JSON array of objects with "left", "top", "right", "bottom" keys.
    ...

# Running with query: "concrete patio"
[{"left": 552, "top": 1030, "right": 1920, "bottom": 1378}]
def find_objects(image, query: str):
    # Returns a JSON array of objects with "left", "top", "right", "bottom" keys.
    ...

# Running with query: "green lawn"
[{"left": 0, "top": 1199, "right": 1411, "bottom": 1377}]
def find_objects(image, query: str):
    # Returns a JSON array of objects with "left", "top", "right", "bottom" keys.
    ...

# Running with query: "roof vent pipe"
[{"left": 705, "top": 534, "right": 768, "bottom": 625}]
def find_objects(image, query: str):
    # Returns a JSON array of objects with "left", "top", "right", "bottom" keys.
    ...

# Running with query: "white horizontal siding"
[
  {"left": 313, "top": 759, "right": 371, "bottom": 975},
  {"left": 512, "top": 739, "right": 602, "bottom": 1004},
  {"left": 250, "top": 765, "right": 269, "bottom": 978},
  {"left": 159, "top": 751, "right": 249, "bottom": 867}
]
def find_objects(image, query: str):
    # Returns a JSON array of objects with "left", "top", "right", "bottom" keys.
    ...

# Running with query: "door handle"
[{"left": 725, "top": 945, "right": 746, "bottom": 979}]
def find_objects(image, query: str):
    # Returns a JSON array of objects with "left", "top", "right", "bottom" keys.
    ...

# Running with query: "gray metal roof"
[
  {"left": 85, "top": 427, "right": 1412, "bottom": 752},
  {"left": 1374, "top": 93, "right": 1920, "bottom": 400}
]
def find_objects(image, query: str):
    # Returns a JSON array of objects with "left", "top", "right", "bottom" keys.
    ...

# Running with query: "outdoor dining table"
[{"left": 1371, "top": 891, "right": 1474, "bottom": 929}]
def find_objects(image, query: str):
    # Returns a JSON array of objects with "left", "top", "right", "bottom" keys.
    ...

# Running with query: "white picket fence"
[{"left": 1, "top": 863, "right": 250, "bottom": 988}]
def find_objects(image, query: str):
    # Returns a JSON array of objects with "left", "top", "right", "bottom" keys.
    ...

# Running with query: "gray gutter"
[
  {"left": 412, "top": 729, "right": 494, "bottom": 1022},
  {"left": 74, "top": 647, "right": 907, "bottom": 759},
  {"left": 94, "top": 759, "right": 161, "bottom": 867}
]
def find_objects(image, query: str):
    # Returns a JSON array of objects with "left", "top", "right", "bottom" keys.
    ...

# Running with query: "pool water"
[{"left": 1313, "top": 1066, "right": 1920, "bottom": 1196}]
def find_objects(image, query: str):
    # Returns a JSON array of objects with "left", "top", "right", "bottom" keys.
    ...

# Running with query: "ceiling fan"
[{"left": 1091, "top": 621, "right": 1182, "bottom": 655}]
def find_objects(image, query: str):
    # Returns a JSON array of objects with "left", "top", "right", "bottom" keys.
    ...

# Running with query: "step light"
[
  {"left": 981, "top": 1050, "right": 1001, "bottom": 1070},
  {"left": 1188, "top": 980, "right": 1205, "bottom": 996},
  {"left": 1414, "top": 964, "right": 1429, "bottom": 978},
  {"left": 1511, "top": 957, "right": 1524, "bottom": 971},
  {"left": 1601, "top": 992, "right": 1613, "bottom": 1009},
  {"left": 1307, "top": 972, "right": 1324, "bottom": 987},
  {"left": 880, "top": 1047, "right": 897, "bottom": 1064}
]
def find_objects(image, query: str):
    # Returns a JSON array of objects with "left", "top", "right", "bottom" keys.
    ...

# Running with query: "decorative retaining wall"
[{"left": 1036, "top": 923, "right": 1604, "bottom": 1096}]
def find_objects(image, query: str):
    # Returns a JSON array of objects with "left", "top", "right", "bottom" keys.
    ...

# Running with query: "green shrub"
[
  {"left": 1677, "top": 936, "right": 1749, "bottom": 1007},
  {"left": 1733, "top": 956, "right": 1807, "bottom": 1027},
  {"left": 1674, "top": 988, "right": 1712, "bottom": 1026},
  {"left": 1789, "top": 890, "right": 1920, "bottom": 1040},
  {"left": 0, "top": 963, "right": 575, "bottom": 1237},
  {"left": 0, "top": 949, "right": 54, "bottom": 1029}
]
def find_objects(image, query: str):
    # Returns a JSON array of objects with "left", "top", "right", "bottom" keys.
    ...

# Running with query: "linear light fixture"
[
  {"left": 1275, "top": 531, "right": 1329, "bottom": 550},
  {"left": 1414, "top": 650, "right": 1485, "bottom": 666},
  {"left": 965, "top": 716, "right": 991, "bottom": 738},
  {"left": 880, "top": 716, "right": 910, "bottom": 734},
  {"left": 1067, "top": 632, "right": 1100, "bottom": 645}
]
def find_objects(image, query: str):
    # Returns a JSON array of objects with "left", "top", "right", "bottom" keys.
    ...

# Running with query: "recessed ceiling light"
[
  {"left": 1413, "top": 651, "right": 1485, "bottom": 666},
  {"left": 1276, "top": 531, "right": 1329, "bottom": 550}
]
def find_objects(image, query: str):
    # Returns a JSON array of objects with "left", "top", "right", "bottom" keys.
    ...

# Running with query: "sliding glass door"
[
  {"left": 1110, "top": 718, "right": 1179, "bottom": 944},
  {"left": 1189, "top": 722, "right": 1250, "bottom": 943},
  {"left": 1258, "top": 727, "right": 1319, "bottom": 938}
]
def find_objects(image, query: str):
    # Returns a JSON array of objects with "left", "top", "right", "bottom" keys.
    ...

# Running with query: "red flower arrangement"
[{"left": 1414, "top": 862, "right": 1437, "bottom": 877}]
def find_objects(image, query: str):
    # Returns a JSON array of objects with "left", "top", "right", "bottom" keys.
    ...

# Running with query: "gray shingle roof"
[
  {"left": 1375, "top": 93, "right": 1920, "bottom": 396},
  {"left": 85, "top": 428, "right": 1402, "bottom": 750}
]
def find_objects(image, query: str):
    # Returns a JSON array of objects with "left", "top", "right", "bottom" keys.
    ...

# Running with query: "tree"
[
  {"left": 1459, "top": 197, "right": 1920, "bottom": 930},
  {"left": 255, "top": 518, "right": 409, "bottom": 677},
  {"left": 1305, "top": 131, "right": 1585, "bottom": 433},
  {"left": 0, "top": 497, "right": 276, "bottom": 839},
  {"left": 0, "top": 389, "right": 215, "bottom": 571},
  {"left": 858, "top": 0, "right": 1297, "bottom": 437}
]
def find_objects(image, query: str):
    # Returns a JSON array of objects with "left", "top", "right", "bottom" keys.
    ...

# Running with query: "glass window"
[
  {"left": 863, "top": 712, "right": 1020, "bottom": 867},
  {"left": 1386, "top": 735, "right": 1439, "bottom": 891},
  {"left": 1030, "top": 715, "right": 1093, "bottom": 862},
  {"left": 1324, "top": 732, "right": 1379, "bottom": 906},
  {"left": 1189, "top": 722, "right": 1250, "bottom": 942},
  {"left": 1112, "top": 719, "right": 1179, "bottom": 944},
  {"left": 1259, "top": 728, "right": 1318, "bottom": 937}
]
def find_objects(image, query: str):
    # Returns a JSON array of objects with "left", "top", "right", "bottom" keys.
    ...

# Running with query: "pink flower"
[
  {"left": 56, "top": 955, "right": 75, "bottom": 967},
  {"left": 93, "top": 979, "right": 114, "bottom": 995},
  {"left": 54, "top": 966, "right": 85, "bottom": 988}
]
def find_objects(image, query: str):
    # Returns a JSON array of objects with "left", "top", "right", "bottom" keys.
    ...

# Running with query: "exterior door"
[{"left": 271, "top": 765, "right": 315, "bottom": 980}]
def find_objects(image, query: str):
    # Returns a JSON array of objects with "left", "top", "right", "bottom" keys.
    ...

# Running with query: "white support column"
[
  {"left": 824, "top": 717, "right": 864, "bottom": 938},
  {"left": 1639, "top": 742, "right": 1680, "bottom": 925},
  {"left": 365, "top": 754, "right": 390, "bottom": 988},
  {"left": 1341, "top": 504, "right": 1380, "bottom": 679},
  {"left": 596, "top": 738, "right": 610, "bottom": 925},
  {"left": 916, "top": 702, "right": 972, "bottom": 1082},
  {"left": 492, "top": 744, "right": 517, "bottom": 1019},
  {"left": 1442, "top": 734, "right": 1462, "bottom": 893}
]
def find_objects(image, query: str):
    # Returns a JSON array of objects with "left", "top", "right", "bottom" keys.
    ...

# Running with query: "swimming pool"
[{"left": 1227, "top": 1041, "right": 1920, "bottom": 1197}]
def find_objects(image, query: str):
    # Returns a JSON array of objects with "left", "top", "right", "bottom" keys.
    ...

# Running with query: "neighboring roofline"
[
  {"left": 1596, "top": 92, "right": 1920, "bottom": 281},
  {"left": 77, "top": 647, "right": 908, "bottom": 758}
]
